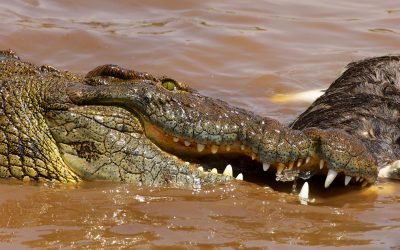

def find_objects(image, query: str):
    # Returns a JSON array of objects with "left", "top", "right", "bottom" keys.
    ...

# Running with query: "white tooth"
[
  {"left": 240, "top": 145, "right": 245, "bottom": 151},
  {"left": 184, "top": 161, "right": 190, "bottom": 166},
  {"left": 359, "top": 178, "right": 364, "bottom": 183},
  {"left": 262, "top": 163, "right": 270, "bottom": 171},
  {"left": 197, "top": 144, "right": 205, "bottom": 152},
  {"left": 319, "top": 160, "right": 324, "bottom": 169},
  {"left": 324, "top": 169, "right": 338, "bottom": 188},
  {"left": 223, "top": 164, "right": 233, "bottom": 176},
  {"left": 211, "top": 145, "right": 219, "bottom": 154},
  {"left": 197, "top": 167, "right": 204, "bottom": 172},
  {"left": 288, "top": 161, "right": 294, "bottom": 170},
  {"left": 173, "top": 137, "right": 179, "bottom": 142},
  {"left": 299, "top": 182, "right": 309, "bottom": 205},
  {"left": 356, "top": 176, "right": 360, "bottom": 182},
  {"left": 211, "top": 168, "right": 218, "bottom": 174},
  {"left": 226, "top": 145, "right": 231, "bottom": 152},
  {"left": 251, "top": 152, "right": 256, "bottom": 160},
  {"left": 184, "top": 141, "right": 191, "bottom": 146},
  {"left": 344, "top": 176, "right": 351, "bottom": 186},
  {"left": 297, "top": 159, "right": 303, "bottom": 167},
  {"left": 305, "top": 157, "right": 311, "bottom": 164},
  {"left": 236, "top": 173, "right": 243, "bottom": 180},
  {"left": 362, "top": 180, "right": 368, "bottom": 187},
  {"left": 276, "top": 164, "right": 285, "bottom": 175}
]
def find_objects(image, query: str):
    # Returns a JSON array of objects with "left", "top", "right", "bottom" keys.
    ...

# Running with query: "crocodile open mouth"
[{"left": 143, "top": 120, "right": 370, "bottom": 189}]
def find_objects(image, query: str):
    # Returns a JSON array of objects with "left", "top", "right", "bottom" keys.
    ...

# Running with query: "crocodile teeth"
[
  {"left": 356, "top": 176, "right": 360, "bottom": 182},
  {"left": 344, "top": 176, "right": 351, "bottom": 186},
  {"left": 223, "top": 164, "right": 233, "bottom": 176},
  {"left": 362, "top": 180, "right": 368, "bottom": 187},
  {"left": 211, "top": 168, "right": 218, "bottom": 174},
  {"left": 288, "top": 161, "right": 294, "bottom": 170},
  {"left": 211, "top": 145, "right": 219, "bottom": 154},
  {"left": 299, "top": 181, "right": 309, "bottom": 205},
  {"left": 240, "top": 145, "right": 245, "bottom": 151},
  {"left": 276, "top": 163, "right": 285, "bottom": 175},
  {"left": 297, "top": 159, "right": 303, "bottom": 167},
  {"left": 226, "top": 145, "right": 231, "bottom": 152},
  {"left": 262, "top": 163, "right": 270, "bottom": 171},
  {"left": 251, "top": 152, "right": 256, "bottom": 160},
  {"left": 236, "top": 173, "right": 243, "bottom": 180},
  {"left": 197, "top": 167, "right": 204, "bottom": 172},
  {"left": 197, "top": 144, "right": 205, "bottom": 152},
  {"left": 319, "top": 160, "right": 324, "bottom": 169},
  {"left": 173, "top": 137, "right": 179, "bottom": 142},
  {"left": 324, "top": 169, "right": 338, "bottom": 188},
  {"left": 305, "top": 157, "right": 311, "bottom": 164},
  {"left": 184, "top": 141, "right": 191, "bottom": 146}
]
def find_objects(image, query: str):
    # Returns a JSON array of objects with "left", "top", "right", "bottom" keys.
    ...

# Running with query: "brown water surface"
[{"left": 0, "top": 0, "right": 400, "bottom": 249}]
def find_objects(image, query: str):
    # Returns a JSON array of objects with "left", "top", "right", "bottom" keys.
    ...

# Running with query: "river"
[{"left": 0, "top": 0, "right": 399, "bottom": 248}]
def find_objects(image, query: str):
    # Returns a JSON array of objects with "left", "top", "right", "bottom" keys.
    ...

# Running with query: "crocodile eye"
[{"left": 162, "top": 80, "right": 176, "bottom": 91}]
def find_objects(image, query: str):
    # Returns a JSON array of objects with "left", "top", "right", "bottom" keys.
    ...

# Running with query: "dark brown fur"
[{"left": 291, "top": 55, "right": 400, "bottom": 167}]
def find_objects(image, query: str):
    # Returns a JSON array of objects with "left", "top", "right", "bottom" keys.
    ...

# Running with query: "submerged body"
[{"left": 0, "top": 50, "right": 398, "bottom": 189}]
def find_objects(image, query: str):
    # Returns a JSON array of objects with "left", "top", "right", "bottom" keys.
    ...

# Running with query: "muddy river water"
[{"left": 0, "top": 0, "right": 400, "bottom": 249}]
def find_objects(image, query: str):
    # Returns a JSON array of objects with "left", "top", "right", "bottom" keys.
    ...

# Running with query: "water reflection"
[{"left": 0, "top": 181, "right": 398, "bottom": 248}]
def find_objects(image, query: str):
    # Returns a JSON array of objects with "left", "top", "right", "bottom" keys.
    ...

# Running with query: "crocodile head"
[
  {"left": 62, "top": 64, "right": 378, "bottom": 189},
  {"left": 1, "top": 50, "right": 396, "bottom": 190}
]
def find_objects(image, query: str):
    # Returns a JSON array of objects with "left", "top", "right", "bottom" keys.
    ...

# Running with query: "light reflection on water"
[{"left": 0, "top": 180, "right": 398, "bottom": 248}]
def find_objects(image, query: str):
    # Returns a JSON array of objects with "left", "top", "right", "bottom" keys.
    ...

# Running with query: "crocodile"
[{"left": 0, "top": 50, "right": 397, "bottom": 190}]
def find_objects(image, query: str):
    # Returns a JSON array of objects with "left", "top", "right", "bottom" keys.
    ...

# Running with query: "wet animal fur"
[{"left": 291, "top": 55, "right": 400, "bottom": 168}]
